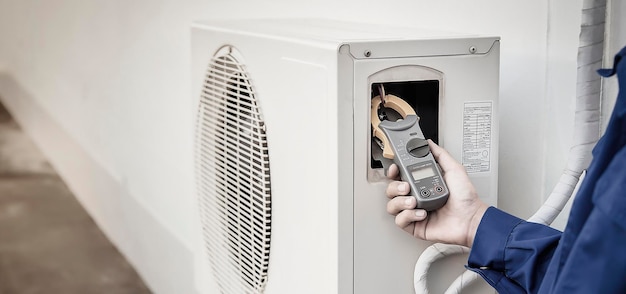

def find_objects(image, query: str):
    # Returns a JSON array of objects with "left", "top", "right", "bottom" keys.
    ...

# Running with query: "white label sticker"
[{"left": 463, "top": 102, "right": 492, "bottom": 173}]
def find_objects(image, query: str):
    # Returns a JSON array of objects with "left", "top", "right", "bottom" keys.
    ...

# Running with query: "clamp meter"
[{"left": 378, "top": 115, "right": 449, "bottom": 211}]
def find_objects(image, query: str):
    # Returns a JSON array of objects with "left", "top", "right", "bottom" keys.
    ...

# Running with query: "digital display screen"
[{"left": 411, "top": 166, "right": 436, "bottom": 180}]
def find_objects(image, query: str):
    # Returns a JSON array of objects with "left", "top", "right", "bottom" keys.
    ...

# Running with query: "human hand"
[{"left": 385, "top": 140, "right": 489, "bottom": 247}]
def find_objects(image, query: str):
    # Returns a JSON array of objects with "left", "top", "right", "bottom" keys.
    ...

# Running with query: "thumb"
[{"left": 427, "top": 140, "right": 462, "bottom": 173}]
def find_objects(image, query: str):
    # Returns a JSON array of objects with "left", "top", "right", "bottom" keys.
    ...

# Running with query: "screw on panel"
[
  {"left": 364, "top": 50, "right": 371, "bottom": 57},
  {"left": 469, "top": 46, "right": 477, "bottom": 54}
]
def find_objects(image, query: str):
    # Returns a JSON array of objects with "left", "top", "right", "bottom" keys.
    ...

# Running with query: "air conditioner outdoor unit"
[{"left": 191, "top": 19, "right": 499, "bottom": 294}]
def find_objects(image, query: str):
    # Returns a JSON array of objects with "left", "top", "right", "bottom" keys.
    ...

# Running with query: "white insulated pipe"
[{"left": 527, "top": 0, "right": 606, "bottom": 225}]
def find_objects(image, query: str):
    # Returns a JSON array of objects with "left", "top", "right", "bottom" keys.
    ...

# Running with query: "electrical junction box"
[{"left": 192, "top": 19, "right": 499, "bottom": 294}]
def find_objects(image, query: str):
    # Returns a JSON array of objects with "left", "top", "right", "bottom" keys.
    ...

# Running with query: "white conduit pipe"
[
  {"left": 414, "top": 0, "right": 607, "bottom": 292},
  {"left": 527, "top": 0, "right": 605, "bottom": 224},
  {"left": 413, "top": 244, "right": 470, "bottom": 293}
]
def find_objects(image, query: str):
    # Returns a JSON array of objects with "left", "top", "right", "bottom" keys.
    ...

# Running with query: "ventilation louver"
[{"left": 195, "top": 45, "right": 272, "bottom": 294}]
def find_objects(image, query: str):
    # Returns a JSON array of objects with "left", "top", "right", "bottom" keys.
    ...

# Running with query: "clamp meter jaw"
[{"left": 379, "top": 115, "right": 449, "bottom": 211}]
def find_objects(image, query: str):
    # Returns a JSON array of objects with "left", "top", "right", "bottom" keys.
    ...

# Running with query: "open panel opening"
[{"left": 370, "top": 80, "right": 440, "bottom": 169}]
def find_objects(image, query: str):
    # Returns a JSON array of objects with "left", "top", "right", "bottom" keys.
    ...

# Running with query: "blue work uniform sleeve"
[{"left": 467, "top": 207, "right": 561, "bottom": 294}]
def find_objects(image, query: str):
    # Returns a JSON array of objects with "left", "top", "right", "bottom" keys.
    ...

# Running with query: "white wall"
[{"left": 0, "top": 0, "right": 623, "bottom": 293}]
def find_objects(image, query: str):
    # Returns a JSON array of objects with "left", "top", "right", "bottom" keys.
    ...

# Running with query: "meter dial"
[{"left": 406, "top": 138, "right": 430, "bottom": 158}]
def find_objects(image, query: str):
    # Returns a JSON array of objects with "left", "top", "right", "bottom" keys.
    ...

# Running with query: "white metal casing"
[{"left": 192, "top": 19, "right": 499, "bottom": 294}]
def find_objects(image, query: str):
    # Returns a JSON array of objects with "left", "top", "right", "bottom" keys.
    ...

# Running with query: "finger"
[
  {"left": 386, "top": 196, "right": 416, "bottom": 215},
  {"left": 427, "top": 140, "right": 463, "bottom": 173},
  {"left": 386, "top": 164, "right": 400, "bottom": 180},
  {"left": 386, "top": 181, "right": 410, "bottom": 198},
  {"left": 411, "top": 212, "right": 429, "bottom": 240},
  {"left": 395, "top": 209, "right": 428, "bottom": 230}
]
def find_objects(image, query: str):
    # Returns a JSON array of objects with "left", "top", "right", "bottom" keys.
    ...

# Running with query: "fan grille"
[{"left": 195, "top": 46, "right": 271, "bottom": 294}]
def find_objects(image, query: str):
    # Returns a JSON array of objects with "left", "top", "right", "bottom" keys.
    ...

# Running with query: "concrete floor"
[{"left": 0, "top": 102, "right": 151, "bottom": 294}]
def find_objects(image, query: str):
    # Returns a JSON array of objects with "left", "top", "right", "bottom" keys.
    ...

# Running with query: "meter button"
[
  {"left": 406, "top": 138, "right": 430, "bottom": 158},
  {"left": 420, "top": 189, "right": 431, "bottom": 198}
]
